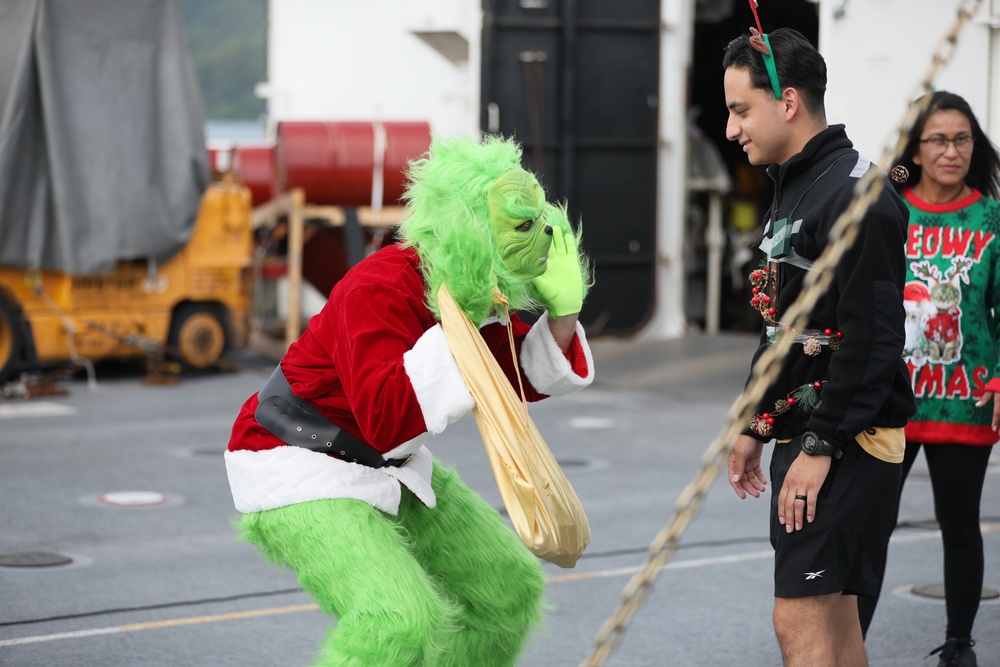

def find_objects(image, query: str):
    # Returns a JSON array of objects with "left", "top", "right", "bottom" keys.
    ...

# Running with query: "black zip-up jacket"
[{"left": 744, "top": 124, "right": 917, "bottom": 448}]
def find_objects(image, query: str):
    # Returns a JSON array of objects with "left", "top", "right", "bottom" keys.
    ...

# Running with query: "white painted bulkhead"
[
  {"left": 818, "top": 0, "right": 998, "bottom": 164},
  {"left": 261, "top": 0, "right": 482, "bottom": 138}
]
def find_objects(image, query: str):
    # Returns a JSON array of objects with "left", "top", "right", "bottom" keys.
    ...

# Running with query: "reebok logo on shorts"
[{"left": 804, "top": 570, "right": 826, "bottom": 580}]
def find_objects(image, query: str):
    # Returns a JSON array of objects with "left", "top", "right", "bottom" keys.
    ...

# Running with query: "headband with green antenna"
[{"left": 748, "top": 1, "right": 782, "bottom": 100}]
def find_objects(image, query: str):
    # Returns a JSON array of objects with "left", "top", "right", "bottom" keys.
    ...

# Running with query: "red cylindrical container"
[
  {"left": 208, "top": 145, "right": 232, "bottom": 173},
  {"left": 276, "top": 121, "right": 431, "bottom": 206},
  {"left": 231, "top": 144, "right": 278, "bottom": 207}
]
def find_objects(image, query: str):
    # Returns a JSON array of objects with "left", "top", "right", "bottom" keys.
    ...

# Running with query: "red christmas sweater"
[{"left": 225, "top": 244, "right": 594, "bottom": 514}]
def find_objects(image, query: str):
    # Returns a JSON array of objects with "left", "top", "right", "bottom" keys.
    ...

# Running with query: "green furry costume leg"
[
  {"left": 237, "top": 461, "right": 544, "bottom": 667},
  {"left": 238, "top": 492, "right": 461, "bottom": 666},
  {"left": 400, "top": 463, "right": 546, "bottom": 667}
]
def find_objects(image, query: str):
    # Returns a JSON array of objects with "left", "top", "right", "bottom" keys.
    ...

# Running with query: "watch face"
[{"left": 801, "top": 432, "right": 820, "bottom": 454}]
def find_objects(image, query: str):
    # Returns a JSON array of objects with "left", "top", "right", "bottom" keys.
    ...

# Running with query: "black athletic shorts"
[{"left": 769, "top": 438, "right": 902, "bottom": 598}]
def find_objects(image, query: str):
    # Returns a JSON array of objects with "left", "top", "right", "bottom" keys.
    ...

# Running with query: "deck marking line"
[{"left": 2, "top": 524, "right": 995, "bottom": 648}]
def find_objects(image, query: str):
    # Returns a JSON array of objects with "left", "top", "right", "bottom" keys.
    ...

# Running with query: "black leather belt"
[{"left": 254, "top": 365, "right": 409, "bottom": 468}]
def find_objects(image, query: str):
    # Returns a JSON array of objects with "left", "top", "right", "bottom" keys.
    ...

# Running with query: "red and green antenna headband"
[{"left": 748, "top": 0, "right": 782, "bottom": 100}]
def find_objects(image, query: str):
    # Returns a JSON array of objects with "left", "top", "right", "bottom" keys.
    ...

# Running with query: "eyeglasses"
[{"left": 918, "top": 135, "right": 975, "bottom": 154}]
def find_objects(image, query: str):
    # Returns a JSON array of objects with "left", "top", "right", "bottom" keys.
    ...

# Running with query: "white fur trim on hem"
[
  {"left": 521, "top": 312, "right": 594, "bottom": 396},
  {"left": 225, "top": 445, "right": 436, "bottom": 515},
  {"left": 403, "top": 324, "right": 475, "bottom": 434}
]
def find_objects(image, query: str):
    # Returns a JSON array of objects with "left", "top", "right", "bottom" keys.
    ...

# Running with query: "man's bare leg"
[{"left": 773, "top": 592, "right": 867, "bottom": 667}]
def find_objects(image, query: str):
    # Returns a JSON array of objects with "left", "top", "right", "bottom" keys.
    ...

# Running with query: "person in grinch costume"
[{"left": 225, "top": 134, "right": 594, "bottom": 667}]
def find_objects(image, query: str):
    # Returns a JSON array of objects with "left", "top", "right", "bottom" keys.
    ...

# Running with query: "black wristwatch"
[{"left": 799, "top": 431, "right": 843, "bottom": 459}]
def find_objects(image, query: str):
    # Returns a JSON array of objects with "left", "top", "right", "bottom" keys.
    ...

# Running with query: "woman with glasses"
[{"left": 859, "top": 90, "right": 1000, "bottom": 667}]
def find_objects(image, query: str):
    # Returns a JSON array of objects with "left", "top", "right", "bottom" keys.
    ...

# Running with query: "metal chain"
[{"left": 578, "top": 1, "right": 982, "bottom": 664}]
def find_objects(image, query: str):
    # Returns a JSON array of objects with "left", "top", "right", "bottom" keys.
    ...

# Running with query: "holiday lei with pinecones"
[{"left": 747, "top": 262, "right": 844, "bottom": 438}]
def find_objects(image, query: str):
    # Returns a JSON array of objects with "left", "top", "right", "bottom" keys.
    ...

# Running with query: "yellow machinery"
[{"left": 0, "top": 180, "right": 253, "bottom": 384}]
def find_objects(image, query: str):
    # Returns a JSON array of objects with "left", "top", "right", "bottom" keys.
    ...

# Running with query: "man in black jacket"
[{"left": 723, "top": 28, "right": 916, "bottom": 666}]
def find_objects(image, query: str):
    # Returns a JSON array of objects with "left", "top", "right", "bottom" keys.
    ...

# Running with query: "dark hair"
[
  {"left": 722, "top": 28, "right": 827, "bottom": 119},
  {"left": 893, "top": 90, "right": 1000, "bottom": 199}
]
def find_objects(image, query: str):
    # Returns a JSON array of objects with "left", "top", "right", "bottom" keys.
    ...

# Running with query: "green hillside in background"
[{"left": 177, "top": 0, "right": 267, "bottom": 120}]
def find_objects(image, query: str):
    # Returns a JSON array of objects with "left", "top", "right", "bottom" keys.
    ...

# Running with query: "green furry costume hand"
[{"left": 532, "top": 225, "right": 583, "bottom": 317}]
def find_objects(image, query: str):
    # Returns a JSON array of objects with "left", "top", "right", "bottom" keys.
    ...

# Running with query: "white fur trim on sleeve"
[
  {"left": 403, "top": 324, "right": 475, "bottom": 434},
  {"left": 521, "top": 312, "right": 594, "bottom": 396}
]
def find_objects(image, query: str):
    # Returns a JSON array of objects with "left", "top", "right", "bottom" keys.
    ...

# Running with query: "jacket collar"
[{"left": 766, "top": 124, "right": 853, "bottom": 186}]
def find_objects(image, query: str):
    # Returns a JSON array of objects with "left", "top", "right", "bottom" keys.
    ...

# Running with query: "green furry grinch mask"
[
  {"left": 486, "top": 167, "right": 550, "bottom": 281},
  {"left": 399, "top": 135, "right": 590, "bottom": 324}
]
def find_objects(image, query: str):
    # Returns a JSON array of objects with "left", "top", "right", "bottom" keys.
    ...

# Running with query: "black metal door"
[{"left": 481, "top": 0, "right": 660, "bottom": 336}]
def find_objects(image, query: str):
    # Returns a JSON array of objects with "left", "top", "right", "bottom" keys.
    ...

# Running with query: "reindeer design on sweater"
[{"left": 910, "top": 257, "right": 973, "bottom": 364}]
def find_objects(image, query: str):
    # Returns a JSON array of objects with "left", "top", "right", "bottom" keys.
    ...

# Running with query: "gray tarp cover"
[{"left": 0, "top": 0, "right": 209, "bottom": 274}]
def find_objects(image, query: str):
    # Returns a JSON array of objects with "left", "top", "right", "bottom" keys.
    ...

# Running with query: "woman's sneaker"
[{"left": 928, "top": 637, "right": 977, "bottom": 667}]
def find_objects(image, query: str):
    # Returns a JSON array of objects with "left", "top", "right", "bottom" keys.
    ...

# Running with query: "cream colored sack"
[{"left": 437, "top": 284, "right": 590, "bottom": 568}]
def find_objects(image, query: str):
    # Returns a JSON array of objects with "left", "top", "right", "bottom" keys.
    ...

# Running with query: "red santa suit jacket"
[{"left": 225, "top": 244, "right": 594, "bottom": 515}]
